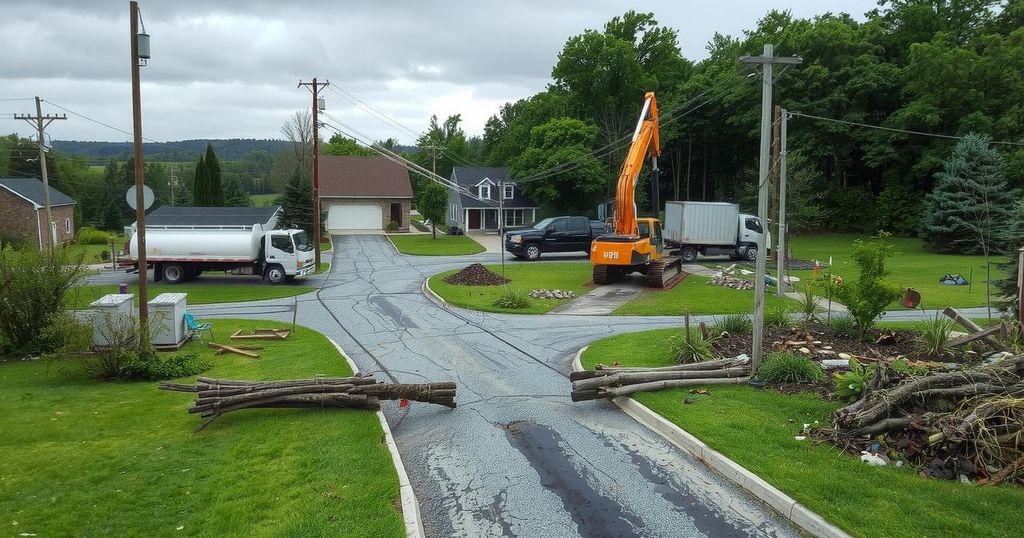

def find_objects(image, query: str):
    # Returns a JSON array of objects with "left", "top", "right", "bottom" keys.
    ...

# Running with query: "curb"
[
  {"left": 329, "top": 338, "right": 425, "bottom": 538},
  {"left": 421, "top": 278, "right": 447, "bottom": 308},
  {"left": 571, "top": 346, "right": 851, "bottom": 538}
]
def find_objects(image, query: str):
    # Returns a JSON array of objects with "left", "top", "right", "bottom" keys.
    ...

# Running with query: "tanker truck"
[{"left": 127, "top": 206, "right": 316, "bottom": 285}]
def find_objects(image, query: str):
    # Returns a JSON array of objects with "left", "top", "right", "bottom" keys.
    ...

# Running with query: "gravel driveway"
[{"left": 190, "top": 235, "right": 798, "bottom": 537}]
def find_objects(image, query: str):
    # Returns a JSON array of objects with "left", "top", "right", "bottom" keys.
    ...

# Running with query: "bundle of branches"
[
  {"left": 570, "top": 356, "right": 751, "bottom": 401},
  {"left": 822, "top": 355, "right": 1024, "bottom": 484},
  {"left": 160, "top": 376, "right": 456, "bottom": 425}
]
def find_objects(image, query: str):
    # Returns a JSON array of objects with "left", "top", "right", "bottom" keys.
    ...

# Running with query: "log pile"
[
  {"left": 160, "top": 376, "right": 456, "bottom": 425},
  {"left": 822, "top": 355, "right": 1024, "bottom": 484},
  {"left": 570, "top": 356, "right": 751, "bottom": 401}
]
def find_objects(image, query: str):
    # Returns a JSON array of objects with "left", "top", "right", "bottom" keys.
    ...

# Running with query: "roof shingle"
[
  {"left": 0, "top": 177, "right": 76, "bottom": 207},
  {"left": 318, "top": 156, "right": 413, "bottom": 198}
]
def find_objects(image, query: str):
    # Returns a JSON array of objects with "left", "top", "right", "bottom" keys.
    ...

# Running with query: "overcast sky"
[{"left": 1, "top": 0, "right": 878, "bottom": 145}]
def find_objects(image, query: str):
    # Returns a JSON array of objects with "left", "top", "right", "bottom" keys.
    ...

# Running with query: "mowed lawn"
[
  {"left": 0, "top": 319, "right": 404, "bottom": 537},
  {"left": 581, "top": 329, "right": 1024, "bottom": 538},
  {"left": 613, "top": 274, "right": 797, "bottom": 315},
  {"left": 67, "top": 282, "right": 315, "bottom": 309},
  {"left": 388, "top": 233, "right": 485, "bottom": 256},
  {"left": 788, "top": 234, "right": 1006, "bottom": 309},
  {"left": 429, "top": 262, "right": 592, "bottom": 314},
  {"left": 249, "top": 193, "right": 279, "bottom": 207}
]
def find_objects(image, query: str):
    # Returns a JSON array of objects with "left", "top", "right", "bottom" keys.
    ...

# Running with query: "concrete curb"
[
  {"left": 329, "top": 337, "right": 425, "bottom": 538},
  {"left": 571, "top": 346, "right": 851, "bottom": 538},
  {"left": 421, "top": 278, "right": 447, "bottom": 308}
]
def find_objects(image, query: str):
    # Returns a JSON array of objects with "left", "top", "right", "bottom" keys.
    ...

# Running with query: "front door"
[{"left": 468, "top": 209, "right": 481, "bottom": 229}]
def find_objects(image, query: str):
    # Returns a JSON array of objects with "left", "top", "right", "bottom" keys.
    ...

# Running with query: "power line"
[{"left": 788, "top": 111, "right": 1024, "bottom": 147}]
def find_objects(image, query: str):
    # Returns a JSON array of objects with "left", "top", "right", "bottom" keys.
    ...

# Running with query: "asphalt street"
[{"left": 183, "top": 235, "right": 991, "bottom": 537}]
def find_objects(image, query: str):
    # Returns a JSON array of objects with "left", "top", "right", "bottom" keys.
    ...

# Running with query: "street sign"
[{"left": 126, "top": 184, "right": 155, "bottom": 210}]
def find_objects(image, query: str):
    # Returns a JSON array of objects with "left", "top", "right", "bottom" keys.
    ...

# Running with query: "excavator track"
[
  {"left": 646, "top": 256, "right": 684, "bottom": 288},
  {"left": 592, "top": 264, "right": 621, "bottom": 285}
]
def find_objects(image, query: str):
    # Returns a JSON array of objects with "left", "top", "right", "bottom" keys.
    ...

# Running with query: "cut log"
[
  {"left": 572, "top": 376, "right": 750, "bottom": 401},
  {"left": 207, "top": 342, "right": 259, "bottom": 358},
  {"left": 943, "top": 306, "right": 1011, "bottom": 352},
  {"left": 945, "top": 323, "right": 1006, "bottom": 348},
  {"left": 571, "top": 367, "right": 750, "bottom": 391}
]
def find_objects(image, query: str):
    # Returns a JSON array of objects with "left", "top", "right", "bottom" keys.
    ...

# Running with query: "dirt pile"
[{"left": 444, "top": 263, "right": 510, "bottom": 286}]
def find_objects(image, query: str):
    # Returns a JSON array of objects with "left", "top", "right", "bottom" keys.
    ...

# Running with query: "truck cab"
[{"left": 258, "top": 230, "right": 316, "bottom": 284}]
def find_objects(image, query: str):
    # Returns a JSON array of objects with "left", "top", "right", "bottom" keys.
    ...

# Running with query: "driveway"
[{"left": 193, "top": 234, "right": 797, "bottom": 537}]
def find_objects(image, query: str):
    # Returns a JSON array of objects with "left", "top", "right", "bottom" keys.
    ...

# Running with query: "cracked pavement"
[{"left": 187, "top": 234, "right": 800, "bottom": 537}]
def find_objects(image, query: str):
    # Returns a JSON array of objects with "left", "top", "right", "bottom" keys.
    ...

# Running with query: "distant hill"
[{"left": 51, "top": 139, "right": 292, "bottom": 162}]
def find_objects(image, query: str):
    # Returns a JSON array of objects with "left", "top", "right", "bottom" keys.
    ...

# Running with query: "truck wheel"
[
  {"left": 525, "top": 244, "right": 541, "bottom": 261},
  {"left": 745, "top": 245, "right": 758, "bottom": 262},
  {"left": 266, "top": 265, "right": 286, "bottom": 285},
  {"left": 680, "top": 247, "right": 698, "bottom": 263},
  {"left": 163, "top": 263, "right": 186, "bottom": 284}
]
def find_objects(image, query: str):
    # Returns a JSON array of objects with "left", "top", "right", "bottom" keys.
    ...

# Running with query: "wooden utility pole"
[
  {"left": 776, "top": 109, "right": 790, "bottom": 297},
  {"left": 129, "top": 0, "right": 149, "bottom": 327},
  {"left": 298, "top": 78, "right": 329, "bottom": 265},
  {"left": 740, "top": 44, "right": 802, "bottom": 372},
  {"left": 15, "top": 98, "right": 66, "bottom": 250},
  {"left": 770, "top": 105, "right": 781, "bottom": 273}
]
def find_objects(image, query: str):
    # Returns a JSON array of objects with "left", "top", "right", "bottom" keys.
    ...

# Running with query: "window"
[
  {"left": 64, "top": 217, "right": 71, "bottom": 234},
  {"left": 504, "top": 209, "right": 524, "bottom": 226},
  {"left": 568, "top": 217, "right": 589, "bottom": 233},
  {"left": 478, "top": 185, "right": 491, "bottom": 199},
  {"left": 503, "top": 185, "right": 514, "bottom": 199},
  {"left": 553, "top": 218, "right": 569, "bottom": 233},
  {"left": 271, "top": 234, "right": 294, "bottom": 253},
  {"left": 745, "top": 218, "right": 763, "bottom": 234}
]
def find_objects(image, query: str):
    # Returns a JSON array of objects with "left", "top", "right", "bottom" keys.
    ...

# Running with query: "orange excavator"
[{"left": 590, "top": 91, "right": 683, "bottom": 288}]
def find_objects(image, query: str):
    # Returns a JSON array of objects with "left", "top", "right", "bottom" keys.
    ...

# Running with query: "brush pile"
[
  {"left": 443, "top": 263, "right": 510, "bottom": 285},
  {"left": 570, "top": 356, "right": 751, "bottom": 401},
  {"left": 160, "top": 376, "right": 457, "bottom": 424},
  {"left": 821, "top": 355, "right": 1024, "bottom": 484}
]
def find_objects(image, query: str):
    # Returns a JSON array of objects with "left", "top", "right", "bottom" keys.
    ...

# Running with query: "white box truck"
[
  {"left": 127, "top": 206, "right": 316, "bottom": 285},
  {"left": 663, "top": 201, "right": 768, "bottom": 263}
]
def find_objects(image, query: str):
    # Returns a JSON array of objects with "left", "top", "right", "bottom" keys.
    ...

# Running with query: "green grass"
[
  {"left": 429, "top": 262, "right": 592, "bottom": 314},
  {"left": 67, "top": 282, "right": 315, "bottom": 309},
  {"left": 71, "top": 242, "right": 114, "bottom": 264},
  {"left": 613, "top": 275, "right": 797, "bottom": 316},
  {"left": 581, "top": 329, "right": 1024, "bottom": 538},
  {"left": 0, "top": 319, "right": 403, "bottom": 537},
  {"left": 789, "top": 234, "right": 1006, "bottom": 309},
  {"left": 388, "top": 233, "right": 485, "bottom": 256},
  {"left": 249, "top": 193, "right": 279, "bottom": 207}
]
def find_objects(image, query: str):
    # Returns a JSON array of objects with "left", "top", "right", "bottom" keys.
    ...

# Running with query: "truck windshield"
[
  {"left": 292, "top": 231, "right": 314, "bottom": 252},
  {"left": 532, "top": 218, "right": 555, "bottom": 230}
]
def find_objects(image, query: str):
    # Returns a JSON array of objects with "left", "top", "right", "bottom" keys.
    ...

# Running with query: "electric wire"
[{"left": 788, "top": 111, "right": 1024, "bottom": 147}]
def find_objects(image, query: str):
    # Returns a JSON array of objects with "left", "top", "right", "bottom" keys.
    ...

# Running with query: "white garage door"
[{"left": 327, "top": 204, "right": 382, "bottom": 231}]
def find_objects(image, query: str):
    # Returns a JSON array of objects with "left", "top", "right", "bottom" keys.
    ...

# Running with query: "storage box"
[
  {"left": 148, "top": 292, "right": 187, "bottom": 347},
  {"left": 89, "top": 293, "right": 135, "bottom": 347}
]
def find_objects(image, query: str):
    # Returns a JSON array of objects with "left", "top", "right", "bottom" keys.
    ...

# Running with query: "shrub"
[
  {"left": 765, "top": 304, "right": 793, "bottom": 329},
  {"left": 913, "top": 311, "right": 954, "bottom": 357},
  {"left": 0, "top": 246, "right": 88, "bottom": 352},
  {"left": 832, "top": 359, "right": 876, "bottom": 402},
  {"left": 827, "top": 315, "right": 859, "bottom": 339},
  {"left": 386, "top": 220, "right": 400, "bottom": 232},
  {"left": 795, "top": 283, "right": 821, "bottom": 321},
  {"left": 714, "top": 314, "right": 752, "bottom": 335},
  {"left": 83, "top": 312, "right": 211, "bottom": 380},
  {"left": 143, "top": 352, "right": 211, "bottom": 380},
  {"left": 99, "top": 249, "right": 111, "bottom": 261},
  {"left": 759, "top": 351, "right": 825, "bottom": 383},
  {"left": 826, "top": 233, "right": 902, "bottom": 335},
  {"left": 76, "top": 226, "right": 112, "bottom": 245},
  {"left": 494, "top": 287, "right": 530, "bottom": 309},
  {"left": 670, "top": 327, "right": 719, "bottom": 364}
]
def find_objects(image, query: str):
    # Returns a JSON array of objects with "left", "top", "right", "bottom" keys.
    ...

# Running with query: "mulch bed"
[
  {"left": 714, "top": 322, "right": 917, "bottom": 362},
  {"left": 443, "top": 263, "right": 510, "bottom": 286}
]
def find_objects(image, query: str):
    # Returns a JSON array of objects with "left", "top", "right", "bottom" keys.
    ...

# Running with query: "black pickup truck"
[{"left": 505, "top": 216, "right": 608, "bottom": 260}]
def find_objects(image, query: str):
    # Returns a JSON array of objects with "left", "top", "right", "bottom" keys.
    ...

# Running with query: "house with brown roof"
[
  {"left": 0, "top": 177, "right": 76, "bottom": 249},
  {"left": 317, "top": 155, "right": 413, "bottom": 232}
]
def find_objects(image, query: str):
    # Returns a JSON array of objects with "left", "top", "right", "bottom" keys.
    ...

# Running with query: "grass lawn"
[
  {"left": 789, "top": 234, "right": 1007, "bottom": 309},
  {"left": 388, "top": 233, "right": 485, "bottom": 256},
  {"left": 249, "top": 193, "right": 279, "bottom": 207},
  {"left": 0, "top": 319, "right": 403, "bottom": 537},
  {"left": 429, "top": 262, "right": 592, "bottom": 314},
  {"left": 581, "top": 329, "right": 1024, "bottom": 537},
  {"left": 67, "top": 282, "right": 315, "bottom": 309},
  {"left": 613, "top": 275, "right": 797, "bottom": 316},
  {"left": 71, "top": 243, "right": 115, "bottom": 265}
]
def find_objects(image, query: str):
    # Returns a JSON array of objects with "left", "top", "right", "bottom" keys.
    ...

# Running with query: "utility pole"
[
  {"left": 298, "top": 78, "right": 329, "bottom": 265},
  {"left": 776, "top": 109, "right": 790, "bottom": 297},
  {"left": 422, "top": 145, "right": 444, "bottom": 176},
  {"left": 169, "top": 166, "right": 177, "bottom": 207},
  {"left": 14, "top": 98, "right": 66, "bottom": 250},
  {"left": 740, "top": 44, "right": 802, "bottom": 372},
  {"left": 498, "top": 179, "right": 505, "bottom": 278},
  {"left": 771, "top": 105, "right": 781, "bottom": 276},
  {"left": 129, "top": 0, "right": 150, "bottom": 329},
  {"left": 685, "top": 137, "right": 692, "bottom": 201}
]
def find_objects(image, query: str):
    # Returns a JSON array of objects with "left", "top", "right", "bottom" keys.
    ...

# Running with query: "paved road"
[{"left": 193, "top": 235, "right": 797, "bottom": 538}]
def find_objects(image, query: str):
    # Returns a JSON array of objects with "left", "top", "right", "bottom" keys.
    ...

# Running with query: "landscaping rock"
[
  {"left": 444, "top": 263, "right": 510, "bottom": 286},
  {"left": 530, "top": 288, "right": 577, "bottom": 299}
]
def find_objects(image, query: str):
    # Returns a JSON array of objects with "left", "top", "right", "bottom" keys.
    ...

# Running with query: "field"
[{"left": 249, "top": 193, "right": 279, "bottom": 207}]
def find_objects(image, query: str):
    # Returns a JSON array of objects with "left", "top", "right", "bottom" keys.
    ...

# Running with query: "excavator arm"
[{"left": 613, "top": 91, "right": 660, "bottom": 237}]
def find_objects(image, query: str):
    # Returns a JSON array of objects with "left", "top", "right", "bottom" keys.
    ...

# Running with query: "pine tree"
[
  {"left": 274, "top": 173, "right": 313, "bottom": 235},
  {"left": 921, "top": 134, "right": 1017, "bottom": 255},
  {"left": 172, "top": 178, "right": 191, "bottom": 207},
  {"left": 204, "top": 143, "right": 225, "bottom": 206},
  {"left": 102, "top": 200, "right": 122, "bottom": 232},
  {"left": 223, "top": 177, "right": 251, "bottom": 207},
  {"left": 192, "top": 153, "right": 209, "bottom": 205}
]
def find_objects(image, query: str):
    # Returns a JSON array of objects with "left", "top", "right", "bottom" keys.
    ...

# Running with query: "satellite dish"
[{"left": 126, "top": 185, "right": 155, "bottom": 210}]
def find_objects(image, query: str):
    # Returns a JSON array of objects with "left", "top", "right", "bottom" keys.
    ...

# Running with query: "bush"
[
  {"left": 913, "top": 311, "right": 954, "bottom": 357},
  {"left": 714, "top": 314, "right": 752, "bottom": 335},
  {"left": 765, "top": 304, "right": 793, "bottom": 329},
  {"left": 99, "top": 249, "right": 111, "bottom": 261},
  {"left": 795, "top": 283, "right": 821, "bottom": 321},
  {"left": 83, "top": 312, "right": 211, "bottom": 380},
  {"left": 759, "top": 351, "right": 825, "bottom": 383},
  {"left": 386, "top": 220, "right": 400, "bottom": 232},
  {"left": 670, "top": 327, "right": 719, "bottom": 364},
  {"left": 494, "top": 287, "right": 530, "bottom": 309},
  {"left": 143, "top": 352, "right": 211, "bottom": 380},
  {"left": 827, "top": 315, "right": 859, "bottom": 339},
  {"left": 76, "top": 226, "right": 112, "bottom": 245},
  {"left": 832, "top": 359, "right": 875, "bottom": 402},
  {"left": 0, "top": 246, "right": 88, "bottom": 353},
  {"left": 826, "top": 233, "right": 902, "bottom": 335}
]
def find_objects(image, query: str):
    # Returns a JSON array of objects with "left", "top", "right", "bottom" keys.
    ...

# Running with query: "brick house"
[
  {"left": 318, "top": 156, "right": 413, "bottom": 233},
  {"left": 0, "top": 177, "right": 76, "bottom": 249}
]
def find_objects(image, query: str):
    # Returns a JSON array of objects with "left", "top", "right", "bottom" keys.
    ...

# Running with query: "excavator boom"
[{"left": 613, "top": 92, "right": 660, "bottom": 237}]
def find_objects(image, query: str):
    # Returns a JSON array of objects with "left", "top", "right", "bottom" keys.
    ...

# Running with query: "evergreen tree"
[
  {"left": 274, "top": 173, "right": 314, "bottom": 236},
  {"left": 921, "top": 134, "right": 1017, "bottom": 255},
  {"left": 223, "top": 177, "right": 251, "bottom": 207},
  {"left": 102, "top": 200, "right": 122, "bottom": 232},
  {"left": 192, "top": 153, "right": 209, "bottom": 205},
  {"left": 995, "top": 200, "right": 1024, "bottom": 321},
  {"left": 172, "top": 178, "right": 191, "bottom": 207},
  {"left": 204, "top": 143, "right": 225, "bottom": 206}
]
